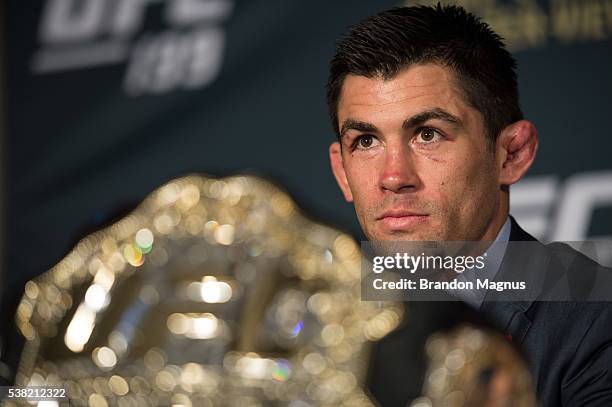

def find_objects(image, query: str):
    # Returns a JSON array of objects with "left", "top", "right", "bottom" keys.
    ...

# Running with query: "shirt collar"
[{"left": 451, "top": 216, "right": 511, "bottom": 308}]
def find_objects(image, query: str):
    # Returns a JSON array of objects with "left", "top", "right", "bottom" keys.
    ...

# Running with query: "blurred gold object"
[
  {"left": 412, "top": 324, "right": 537, "bottom": 407},
  {"left": 12, "top": 175, "right": 403, "bottom": 406}
]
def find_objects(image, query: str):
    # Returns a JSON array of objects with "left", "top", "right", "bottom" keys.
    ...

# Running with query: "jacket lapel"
[{"left": 480, "top": 217, "right": 542, "bottom": 345}]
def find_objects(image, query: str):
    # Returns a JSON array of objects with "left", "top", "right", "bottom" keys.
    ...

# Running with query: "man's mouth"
[{"left": 376, "top": 210, "right": 429, "bottom": 231}]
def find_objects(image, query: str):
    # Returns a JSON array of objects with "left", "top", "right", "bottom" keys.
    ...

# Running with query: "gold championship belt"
[
  {"left": 10, "top": 175, "right": 536, "bottom": 406},
  {"left": 11, "top": 175, "right": 403, "bottom": 406},
  {"left": 414, "top": 325, "right": 536, "bottom": 407}
]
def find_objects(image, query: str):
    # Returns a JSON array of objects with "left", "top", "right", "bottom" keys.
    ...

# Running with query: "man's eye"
[
  {"left": 354, "top": 135, "right": 378, "bottom": 150},
  {"left": 415, "top": 128, "right": 443, "bottom": 144}
]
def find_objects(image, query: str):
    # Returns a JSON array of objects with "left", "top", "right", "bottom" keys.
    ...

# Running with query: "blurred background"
[{"left": 2, "top": 0, "right": 612, "bottom": 382}]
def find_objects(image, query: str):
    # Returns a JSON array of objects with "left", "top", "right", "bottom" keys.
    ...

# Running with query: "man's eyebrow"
[
  {"left": 402, "top": 108, "right": 463, "bottom": 129},
  {"left": 340, "top": 119, "right": 379, "bottom": 139},
  {"left": 339, "top": 109, "right": 462, "bottom": 139}
]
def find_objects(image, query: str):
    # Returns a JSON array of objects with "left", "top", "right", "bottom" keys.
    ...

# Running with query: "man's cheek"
[
  {"left": 431, "top": 176, "right": 463, "bottom": 226},
  {"left": 429, "top": 175, "right": 454, "bottom": 209},
  {"left": 347, "top": 167, "right": 378, "bottom": 201},
  {"left": 346, "top": 179, "right": 369, "bottom": 211}
]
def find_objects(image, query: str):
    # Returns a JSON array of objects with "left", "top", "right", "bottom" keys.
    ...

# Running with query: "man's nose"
[{"left": 379, "top": 145, "right": 421, "bottom": 193}]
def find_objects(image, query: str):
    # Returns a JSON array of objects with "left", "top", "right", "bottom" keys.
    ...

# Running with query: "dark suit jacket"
[{"left": 368, "top": 218, "right": 612, "bottom": 406}]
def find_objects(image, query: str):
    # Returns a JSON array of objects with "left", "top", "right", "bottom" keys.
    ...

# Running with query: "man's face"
[{"left": 331, "top": 64, "right": 504, "bottom": 242}]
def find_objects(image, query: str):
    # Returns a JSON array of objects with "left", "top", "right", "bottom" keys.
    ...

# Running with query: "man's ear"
[
  {"left": 497, "top": 120, "right": 538, "bottom": 186},
  {"left": 329, "top": 142, "right": 354, "bottom": 202}
]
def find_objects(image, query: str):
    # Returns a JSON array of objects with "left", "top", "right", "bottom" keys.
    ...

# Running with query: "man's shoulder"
[
  {"left": 504, "top": 225, "right": 612, "bottom": 407},
  {"left": 521, "top": 237, "right": 612, "bottom": 337},
  {"left": 510, "top": 217, "right": 610, "bottom": 272},
  {"left": 499, "top": 218, "right": 612, "bottom": 334},
  {"left": 509, "top": 218, "right": 612, "bottom": 298}
]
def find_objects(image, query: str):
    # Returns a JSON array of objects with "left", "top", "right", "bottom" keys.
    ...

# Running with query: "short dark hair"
[{"left": 326, "top": 4, "right": 523, "bottom": 141}]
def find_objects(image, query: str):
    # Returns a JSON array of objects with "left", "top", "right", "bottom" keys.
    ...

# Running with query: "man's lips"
[{"left": 376, "top": 210, "right": 429, "bottom": 230}]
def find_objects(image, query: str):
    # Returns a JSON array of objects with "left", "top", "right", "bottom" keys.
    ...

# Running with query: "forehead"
[{"left": 337, "top": 64, "right": 477, "bottom": 127}]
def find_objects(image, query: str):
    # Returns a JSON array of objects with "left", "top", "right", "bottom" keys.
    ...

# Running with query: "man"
[{"left": 326, "top": 5, "right": 612, "bottom": 406}]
